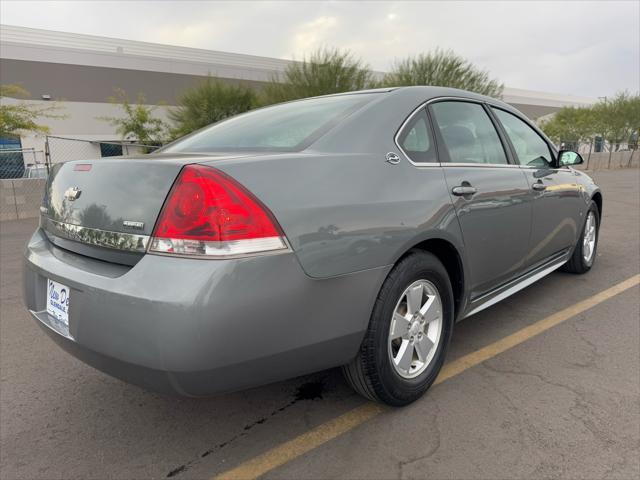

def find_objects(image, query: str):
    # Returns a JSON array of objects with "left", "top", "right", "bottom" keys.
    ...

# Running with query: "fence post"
[
  {"left": 44, "top": 136, "right": 51, "bottom": 173},
  {"left": 607, "top": 142, "right": 613, "bottom": 169},
  {"left": 586, "top": 139, "right": 593, "bottom": 170},
  {"left": 10, "top": 180, "right": 19, "bottom": 220}
]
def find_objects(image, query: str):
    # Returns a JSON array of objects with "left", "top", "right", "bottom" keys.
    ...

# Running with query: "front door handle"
[
  {"left": 532, "top": 181, "right": 546, "bottom": 191},
  {"left": 452, "top": 185, "right": 477, "bottom": 196}
]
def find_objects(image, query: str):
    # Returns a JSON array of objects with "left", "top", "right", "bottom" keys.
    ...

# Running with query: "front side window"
[
  {"left": 162, "top": 93, "right": 377, "bottom": 153},
  {"left": 431, "top": 101, "right": 508, "bottom": 165},
  {"left": 397, "top": 109, "right": 436, "bottom": 163},
  {"left": 492, "top": 108, "right": 554, "bottom": 167}
]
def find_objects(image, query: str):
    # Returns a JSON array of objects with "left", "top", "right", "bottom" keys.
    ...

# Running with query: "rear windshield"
[{"left": 162, "top": 93, "right": 377, "bottom": 153}]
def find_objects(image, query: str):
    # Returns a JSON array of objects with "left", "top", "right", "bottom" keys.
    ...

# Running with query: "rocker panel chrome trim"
[{"left": 463, "top": 256, "right": 567, "bottom": 318}]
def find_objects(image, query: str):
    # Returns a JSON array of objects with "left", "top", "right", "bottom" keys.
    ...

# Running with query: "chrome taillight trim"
[
  {"left": 147, "top": 236, "right": 289, "bottom": 259},
  {"left": 41, "top": 217, "right": 149, "bottom": 253},
  {"left": 41, "top": 218, "right": 291, "bottom": 259}
]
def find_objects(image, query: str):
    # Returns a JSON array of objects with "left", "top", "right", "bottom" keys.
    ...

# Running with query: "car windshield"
[{"left": 162, "top": 93, "right": 377, "bottom": 153}]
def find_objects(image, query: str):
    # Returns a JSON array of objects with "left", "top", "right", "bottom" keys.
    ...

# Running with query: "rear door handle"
[
  {"left": 532, "top": 181, "right": 546, "bottom": 191},
  {"left": 452, "top": 185, "right": 477, "bottom": 196}
]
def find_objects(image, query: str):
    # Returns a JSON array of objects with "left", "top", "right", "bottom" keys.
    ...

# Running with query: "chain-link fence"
[
  {"left": 0, "top": 148, "right": 47, "bottom": 179},
  {"left": 45, "top": 135, "right": 162, "bottom": 164},
  {"left": 556, "top": 140, "right": 639, "bottom": 171},
  {"left": 0, "top": 136, "right": 161, "bottom": 221},
  {"left": 0, "top": 148, "right": 49, "bottom": 220},
  {"left": 579, "top": 150, "right": 639, "bottom": 171}
]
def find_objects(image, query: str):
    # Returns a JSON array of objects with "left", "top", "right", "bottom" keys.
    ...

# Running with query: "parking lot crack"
[
  {"left": 481, "top": 361, "right": 631, "bottom": 473},
  {"left": 475, "top": 367, "right": 528, "bottom": 458},
  {"left": 481, "top": 361, "right": 587, "bottom": 401},
  {"left": 397, "top": 402, "right": 442, "bottom": 478},
  {"left": 567, "top": 319, "right": 605, "bottom": 368},
  {"left": 165, "top": 379, "right": 326, "bottom": 477}
]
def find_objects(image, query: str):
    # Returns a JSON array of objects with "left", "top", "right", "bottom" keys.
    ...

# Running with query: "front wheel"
[
  {"left": 343, "top": 251, "right": 454, "bottom": 406},
  {"left": 562, "top": 201, "right": 600, "bottom": 274}
]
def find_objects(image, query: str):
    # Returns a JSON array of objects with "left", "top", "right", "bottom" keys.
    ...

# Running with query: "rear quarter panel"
[{"left": 212, "top": 153, "right": 465, "bottom": 279}]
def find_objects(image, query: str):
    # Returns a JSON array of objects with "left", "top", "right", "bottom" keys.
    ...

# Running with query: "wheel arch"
[
  {"left": 591, "top": 191, "right": 603, "bottom": 220},
  {"left": 398, "top": 237, "right": 466, "bottom": 320}
]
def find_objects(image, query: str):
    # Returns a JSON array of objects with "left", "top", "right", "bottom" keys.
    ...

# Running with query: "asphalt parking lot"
[{"left": 1, "top": 168, "right": 639, "bottom": 480}]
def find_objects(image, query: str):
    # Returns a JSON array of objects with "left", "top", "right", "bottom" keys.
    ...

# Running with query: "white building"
[{"left": 1, "top": 24, "right": 598, "bottom": 164}]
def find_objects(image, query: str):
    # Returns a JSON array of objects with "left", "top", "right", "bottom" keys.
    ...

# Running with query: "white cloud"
[
  {"left": 149, "top": 22, "right": 227, "bottom": 48},
  {"left": 291, "top": 16, "right": 339, "bottom": 54},
  {"left": 1, "top": 0, "right": 638, "bottom": 97}
]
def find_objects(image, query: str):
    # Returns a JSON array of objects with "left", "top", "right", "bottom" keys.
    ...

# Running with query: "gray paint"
[
  {"left": 520, "top": 167, "right": 592, "bottom": 266},
  {"left": 24, "top": 228, "right": 389, "bottom": 395},
  {"left": 23, "top": 86, "right": 601, "bottom": 395},
  {"left": 43, "top": 158, "right": 182, "bottom": 236},
  {"left": 440, "top": 165, "right": 533, "bottom": 298}
]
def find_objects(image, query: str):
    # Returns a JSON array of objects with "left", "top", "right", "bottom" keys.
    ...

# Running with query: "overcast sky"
[{"left": 2, "top": 1, "right": 638, "bottom": 97}]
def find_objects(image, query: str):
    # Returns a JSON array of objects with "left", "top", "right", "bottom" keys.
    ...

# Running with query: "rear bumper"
[{"left": 23, "top": 228, "right": 390, "bottom": 396}]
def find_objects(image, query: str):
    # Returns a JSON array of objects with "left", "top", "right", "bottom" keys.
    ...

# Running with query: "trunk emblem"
[
  {"left": 64, "top": 187, "right": 82, "bottom": 201},
  {"left": 123, "top": 220, "right": 145, "bottom": 230},
  {"left": 386, "top": 152, "right": 401, "bottom": 165}
]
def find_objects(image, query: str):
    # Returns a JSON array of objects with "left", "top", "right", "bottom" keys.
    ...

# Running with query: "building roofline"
[
  {"left": 0, "top": 24, "right": 293, "bottom": 71},
  {"left": 1, "top": 23, "right": 598, "bottom": 107}
]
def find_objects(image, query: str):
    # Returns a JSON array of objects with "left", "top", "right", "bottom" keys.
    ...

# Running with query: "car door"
[
  {"left": 490, "top": 107, "right": 586, "bottom": 268},
  {"left": 429, "top": 100, "right": 533, "bottom": 299}
]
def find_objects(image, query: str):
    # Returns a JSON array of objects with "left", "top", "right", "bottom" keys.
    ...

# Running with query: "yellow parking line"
[
  {"left": 214, "top": 274, "right": 640, "bottom": 480},
  {"left": 434, "top": 273, "right": 639, "bottom": 384}
]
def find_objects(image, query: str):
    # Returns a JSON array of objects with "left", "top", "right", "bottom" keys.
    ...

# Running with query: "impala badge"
[
  {"left": 64, "top": 187, "right": 81, "bottom": 201},
  {"left": 123, "top": 220, "right": 144, "bottom": 230}
]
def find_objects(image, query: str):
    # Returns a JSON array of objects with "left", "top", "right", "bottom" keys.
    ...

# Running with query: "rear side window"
[
  {"left": 492, "top": 108, "right": 554, "bottom": 167},
  {"left": 397, "top": 109, "right": 436, "bottom": 163},
  {"left": 162, "top": 93, "right": 377, "bottom": 153},
  {"left": 431, "top": 101, "right": 508, "bottom": 165}
]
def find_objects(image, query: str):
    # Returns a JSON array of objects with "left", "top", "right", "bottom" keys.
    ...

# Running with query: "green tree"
[
  {"left": 169, "top": 77, "right": 257, "bottom": 138},
  {"left": 594, "top": 92, "right": 639, "bottom": 151},
  {"left": 382, "top": 49, "right": 504, "bottom": 98},
  {"left": 99, "top": 89, "right": 168, "bottom": 147},
  {"left": 624, "top": 94, "right": 640, "bottom": 149},
  {"left": 540, "top": 91, "right": 639, "bottom": 168},
  {"left": 0, "top": 84, "right": 65, "bottom": 137},
  {"left": 262, "top": 48, "right": 373, "bottom": 104},
  {"left": 539, "top": 106, "right": 597, "bottom": 148}
]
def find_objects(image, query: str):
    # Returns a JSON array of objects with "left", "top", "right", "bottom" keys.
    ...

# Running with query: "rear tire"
[
  {"left": 562, "top": 201, "right": 600, "bottom": 274},
  {"left": 343, "top": 251, "right": 454, "bottom": 406}
]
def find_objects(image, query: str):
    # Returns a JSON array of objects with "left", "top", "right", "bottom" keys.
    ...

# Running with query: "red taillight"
[{"left": 149, "top": 165, "right": 287, "bottom": 257}]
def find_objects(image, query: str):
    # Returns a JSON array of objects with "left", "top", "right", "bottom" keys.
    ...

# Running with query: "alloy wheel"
[
  {"left": 582, "top": 211, "right": 597, "bottom": 263},
  {"left": 388, "top": 280, "right": 443, "bottom": 379}
]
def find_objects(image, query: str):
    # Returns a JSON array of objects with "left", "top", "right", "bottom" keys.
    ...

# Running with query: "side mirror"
[{"left": 557, "top": 150, "right": 584, "bottom": 168}]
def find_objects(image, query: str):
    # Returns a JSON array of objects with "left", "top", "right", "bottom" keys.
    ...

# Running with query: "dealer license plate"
[{"left": 46, "top": 279, "right": 70, "bottom": 326}]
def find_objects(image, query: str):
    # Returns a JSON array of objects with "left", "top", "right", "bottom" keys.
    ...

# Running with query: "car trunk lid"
[{"left": 41, "top": 156, "right": 197, "bottom": 265}]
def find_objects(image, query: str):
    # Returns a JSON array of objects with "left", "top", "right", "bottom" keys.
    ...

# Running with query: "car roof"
[
  {"left": 308, "top": 85, "right": 527, "bottom": 154},
  {"left": 317, "top": 85, "right": 515, "bottom": 113},
  {"left": 386, "top": 85, "right": 513, "bottom": 109}
]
